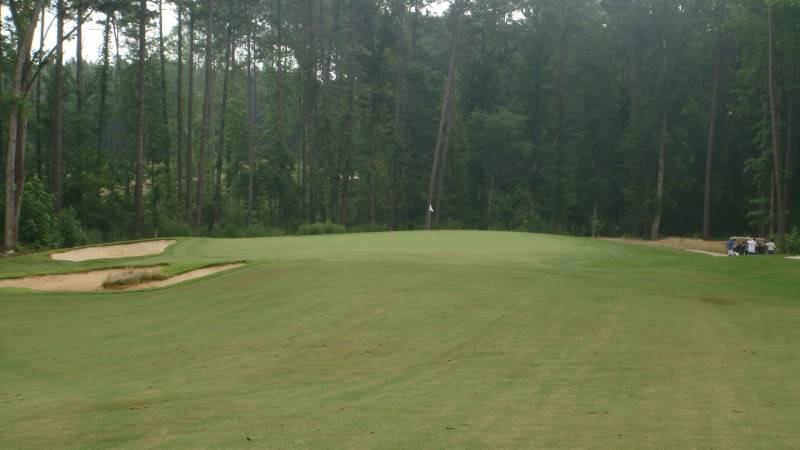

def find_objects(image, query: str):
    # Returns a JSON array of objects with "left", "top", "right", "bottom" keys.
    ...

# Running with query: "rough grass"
[
  {"left": 2, "top": 232, "right": 800, "bottom": 449},
  {"left": 101, "top": 269, "right": 168, "bottom": 289},
  {"left": 607, "top": 236, "right": 727, "bottom": 254}
]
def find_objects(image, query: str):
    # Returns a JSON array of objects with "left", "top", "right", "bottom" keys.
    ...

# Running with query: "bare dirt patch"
[
  {"left": 605, "top": 237, "right": 726, "bottom": 254},
  {"left": 51, "top": 240, "right": 177, "bottom": 262},
  {"left": 0, "top": 264, "right": 245, "bottom": 292}
]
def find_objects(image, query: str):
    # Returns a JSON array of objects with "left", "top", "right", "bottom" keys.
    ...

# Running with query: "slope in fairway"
[{"left": 2, "top": 231, "right": 800, "bottom": 449}]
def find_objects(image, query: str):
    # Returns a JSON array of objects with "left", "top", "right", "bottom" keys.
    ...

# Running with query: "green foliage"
[
  {"left": 54, "top": 208, "right": 90, "bottom": 249},
  {"left": 348, "top": 223, "right": 389, "bottom": 233},
  {"left": 15, "top": 178, "right": 91, "bottom": 250},
  {"left": 296, "top": 222, "right": 347, "bottom": 236},
  {"left": 787, "top": 227, "right": 800, "bottom": 255},
  {"left": 4, "top": 0, "right": 800, "bottom": 247},
  {"left": 211, "top": 223, "right": 287, "bottom": 239},
  {"left": 17, "top": 177, "right": 61, "bottom": 249}
]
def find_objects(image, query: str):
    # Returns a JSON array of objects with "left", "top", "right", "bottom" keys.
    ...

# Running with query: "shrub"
[
  {"left": 348, "top": 223, "right": 389, "bottom": 233},
  {"left": 159, "top": 216, "right": 194, "bottom": 238},
  {"left": 296, "top": 222, "right": 346, "bottom": 236},
  {"left": 214, "top": 223, "right": 286, "bottom": 238},
  {"left": 55, "top": 208, "right": 90, "bottom": 248},
  {"left": 787, "top": 227, "right": 800, "bottom": 255},
  {"left": 17, "top": 177, "right": 61, "bottom": 249}
]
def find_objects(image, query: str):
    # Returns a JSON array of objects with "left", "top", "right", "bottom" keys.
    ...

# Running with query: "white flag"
[{"left": 428, "top": 204, "right": 435, "bottom": 213}]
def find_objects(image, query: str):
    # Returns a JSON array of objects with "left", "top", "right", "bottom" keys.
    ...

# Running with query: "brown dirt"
[
  {"left": 0, "top": 264, "right": 245, "bottom": 293},
  {"left": 605, "top": 237, "right": 727, "bottom": 255},
  {"left": 50, "top": 240, "right": 177, "bottom": 262}
]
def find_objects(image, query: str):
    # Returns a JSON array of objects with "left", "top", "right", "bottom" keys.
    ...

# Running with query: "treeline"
[{"left": 1, "top": 0, "right": 799, "bottom": 253}]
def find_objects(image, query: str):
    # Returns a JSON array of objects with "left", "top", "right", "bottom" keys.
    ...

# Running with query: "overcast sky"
[{"left": 2, "top": 1, "right": 451, "bottom": 63}]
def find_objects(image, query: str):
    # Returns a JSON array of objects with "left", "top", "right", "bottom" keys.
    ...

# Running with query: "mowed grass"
[{"left": 2, "top": 231, "right": 800, "bottom": 449}]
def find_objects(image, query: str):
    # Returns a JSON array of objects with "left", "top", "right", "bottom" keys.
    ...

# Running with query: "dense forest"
[{"left": 1, "top": 0, "right": 799, "bottom": 253}]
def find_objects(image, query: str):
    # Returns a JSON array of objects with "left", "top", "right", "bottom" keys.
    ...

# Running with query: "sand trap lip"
[
  {"left": 51, "top": 240, "right": 177, "bottom": 262},
  {"left": 685, "top": 249, "right": 727, "bottom": 257},
  {"left": 787, "top": 256, "right": 800, "bottom": 261},
  {"left": 0, "top": 263, "right": 245, "bottom": 292},
  {"left": 118, "top": 264, "right": 246, "bottom": 290}
]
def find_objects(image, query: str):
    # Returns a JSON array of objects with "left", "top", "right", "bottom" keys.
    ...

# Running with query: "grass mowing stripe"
[{"left": 2, "top": 231, "right": 800, "bottom": 448}]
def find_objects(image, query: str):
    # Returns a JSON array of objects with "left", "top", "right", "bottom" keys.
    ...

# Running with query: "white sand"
[
  {"left": 0, "top": 264, "right": 244, "bottom": 292},
  {"left": 0, "top": 267, "right": 163, "bottom": 292},
  {"left": 51, "top": 240, "right": 177, "bottom": 262}
]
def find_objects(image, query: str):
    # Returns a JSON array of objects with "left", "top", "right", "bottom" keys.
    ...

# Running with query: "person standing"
[
  {"left": 767, "top": 241, "right": 776, "bottom": 255},
  {"left": 747, "top": 238, "right": 757, "bottom": 256}
]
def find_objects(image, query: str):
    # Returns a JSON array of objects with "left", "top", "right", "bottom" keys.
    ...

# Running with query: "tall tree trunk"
[
  {"left": 275, "top": 0, "right": 287, "bottom": 158},
  {"left": 134, "top": 0, "right": 147, "bottom": 235},
  {"left": 703, "top": 32, "right": 725, "bottom": 240},
  {"left": 4, "top": 108, "right": 21, "bottom": 252},
  {"left": 97, "top": 15, "right": 111, "bottom": 154},
  {"left": 13, "top": 111, "right": 29, "bottom": 244},
  {"left": 76, "top": 1, "right": 84, "bottom": 128},
  {"left": 650, "top": 114, "right": 668, "bottom": 240},
  {"left": 301, "top": 0, "right": 318, "bottom": 222},
  {"left": 52, "top": 0, "right": 65, "bottom": 213},
  {"left": 186, "top": 8, "right": 195, "bottom": 213},
  {"left": 434, "top": 75, "right": 456, "bottom": 224},
  {"left": 425, "top": 1, "right": 461, "bottom": 230},
  {"left": 112, "top": 14, "right": 123, "bottom": 165},
  {"left": 390, "top": 0, "right": 408, "bottom": 230},
  {"left": 196, "top": 0, "right": 214, "bottom": 228},
  {"left": 4, "top": 0, "right": 44, "bottom": 253},
  {"left": 768, "top": 5, "right": 786, "bottom": 250},
  {"left": 246, "top": 24, "right": 256, "bottom": 222},
  {"left": 390, "top": 0, "right": 407, "bottom": 230},
  {"left": 785, "top": 92, "right": 794, "bottom": 219},
  {"left": 35, "top": 10, "right": 44, "bottom": 177},
  {"left": 553, "top": 7, "right": 569, "bottom": 230},
  {"left": 215, "top": 26, "right": 233, "bottom": 226},
  {"left": 339, "top": 0, "right": 358, "bottom": 226},
  {"left": 176, "top": 6, "right": 184, "bottom": 204},
  {"left": 158, "top": 0, "right": 169, "bottom": 173},
  {"left": 783, "top": 64, "right": 795, "bottom": 226}
]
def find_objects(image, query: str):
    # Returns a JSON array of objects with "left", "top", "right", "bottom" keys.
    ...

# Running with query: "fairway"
[{"left": 2, "top": 231, "right": 800, "bottom": 449}]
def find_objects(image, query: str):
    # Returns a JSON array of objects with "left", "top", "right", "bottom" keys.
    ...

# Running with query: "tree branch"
[{"left": 24, "top": 10, "right": 93, "bottom": 92}]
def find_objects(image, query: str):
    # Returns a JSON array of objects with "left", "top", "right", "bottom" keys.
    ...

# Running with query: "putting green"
[{"left": 2, "top": 231, "right": 799, "bottom": 448}]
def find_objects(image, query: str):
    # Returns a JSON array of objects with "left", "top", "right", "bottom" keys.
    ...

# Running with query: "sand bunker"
[
  {"left": 51, "top": 240, "right": 177, "bottom": 262},
  {"left": 0, "top": 264, "right": 244, "bottom": 292},
  {"left": 787, "top": 256, "right": 800, "bottom": 261}
]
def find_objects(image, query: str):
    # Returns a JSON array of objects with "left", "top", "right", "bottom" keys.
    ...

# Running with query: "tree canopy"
[{"left": 1, "top": 0, "right": 799, "bottom": 251}]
